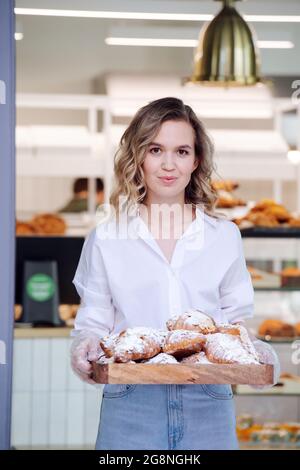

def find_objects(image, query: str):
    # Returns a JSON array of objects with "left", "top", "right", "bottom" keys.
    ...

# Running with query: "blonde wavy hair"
[{"left": 110, "top": 96, "right": 224, "bottom": 220}]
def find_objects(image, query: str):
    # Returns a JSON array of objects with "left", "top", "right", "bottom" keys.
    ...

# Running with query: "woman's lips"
[{"left": 158, "top": 177, "right": 178, "bottom": 185}]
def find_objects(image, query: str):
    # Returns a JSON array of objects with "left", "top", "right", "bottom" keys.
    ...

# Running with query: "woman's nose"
[{"left": 161, "top": 153, "right": 175, "bottom": 170}]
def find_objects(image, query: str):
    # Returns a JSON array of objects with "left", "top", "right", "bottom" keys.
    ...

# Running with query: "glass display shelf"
[
  {"left": 241, "top": 227, "right": 300, "bottom": 238},
  {"left": 234, "top": 379, "right": 300, "bottom": 396},
  {"left": 239, "top": 442, "right": 300, "bottom": 450},
  {"left": 254, "top": 287, "right": 300, "bottom": 292},
  {"left": 255, "top": 336, "right": 299, "bottom": 344}
]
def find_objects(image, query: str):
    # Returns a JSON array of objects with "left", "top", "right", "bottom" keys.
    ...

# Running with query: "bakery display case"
[
  {"left": 235, "top": 226, "right": 300, "bottom": 449},
  {"left": 237, "top": 415, "right": 300, "bottom": 449}
]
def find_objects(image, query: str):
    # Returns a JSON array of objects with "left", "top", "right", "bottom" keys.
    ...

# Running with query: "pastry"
[
  {"left": 16, "top": 214, "right": 66, "bottom": 235},
  {"left": 70, "top": 305, "right": 79, "bottom": 318},
  {"left": 216, "top": 324, "right": 241, "bottom": 336},
  {"left": 232, "top": 199, "right": 297, "bottom": 229},
  {"left": 281, "top": 267, "right": 300, "bottom": 288},
  {"left": 263, "top": 422, "right": 283, "bottom": 430},
  {"left": 232, "top": 217, "right": 254, "bottom": 229},
  {"left": 282, "top": 422, "right": 300, "bottom": 433},
  {"left": 31, "top": 213, "right": 66, "bottom": 235},
  {"left": 162, "top": 329, "right": 206, "bottom": 358},
  {"left": 250, "top": 429, "right": 289, "bottom": 444},
  {"left": 246, "top": 211, "right": 279, "bottom": 227},
  {"left": 211, "top": 180, "right": 239, "bottom": 192},
  {"left": 14, "top": 304, "right": 23, "bottom": 321},
  {"left": 290, "top": 429, "right": 300, "bottom": 444},
  {"left": 143, "top": 353, "right": 178, "bottom": 364},
  {"left": 216, "top": 190, "right": 246, "bottom": 209},
  {"left": 295, "top": 322, "right": 300, "bottom": 337},
  {"left": 236, "top": 414, "right": 254, "bottom": 430},
  {"left": 237, "top": 419, "right": 300, "bottom": 445},
  {"left": 59, "top": 304, "right": 72, "bottom": 321},
  {"left": 258, "top": 319, "right": 295, "bottom": 338},
  {"left": 264, "top": 205, "right": 291, "bottom": 223},
  {"left": 250, "top": 199, "right": 279, "bottom": 212},
  {"left": 211, "top": 180, "right": 246, "bottom": 209},
  {"left": 166, "top": 309, "right": 217, "bottom": 334},
  {"left": 103, "top": 327, "right": 163, "bottom": 363},
  {"left": 280, "top": 372, "right": 299, "bottom": 380},
  {"left": 216, "top": 194, "right": 246, "bottom": 209},
  {"left": 100, "top": 332, "right": 120, "bottom": 358},
  {"left": 180, "top": 351, "right": 212, "bottom": 364},
  {"left": 247, "top": 265, "right": 263, "bottom": 280},
  {"left": 218, "top": 323, "right": 260, "bottom": 359},
  {"left": 16, "top": 220, "right": 38, "bottom": 235},
  {"left": 205, "top": 331, "right": 259, "bottom": 364},
  {"left": 288, "top": 217, "right": 300, "bottom": 227}
]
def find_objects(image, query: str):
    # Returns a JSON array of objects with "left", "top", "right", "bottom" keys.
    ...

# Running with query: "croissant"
[{"left": 166, "top": 309, "right": 217, "bottom": 334}]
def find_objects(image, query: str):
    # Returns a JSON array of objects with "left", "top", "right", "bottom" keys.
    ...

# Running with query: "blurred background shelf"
[{"left": 241, "top": 228, "right": 300, "bottom": 238}]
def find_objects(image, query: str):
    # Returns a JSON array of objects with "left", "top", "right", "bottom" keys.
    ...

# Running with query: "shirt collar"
[
  {"left": 116, "top": 205, "right": 219, "bottom": 266},
  {"left": 131, "top": 205, "right": 218, "bottom": 241}
]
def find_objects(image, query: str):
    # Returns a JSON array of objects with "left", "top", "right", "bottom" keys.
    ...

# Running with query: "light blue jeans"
[{"left": 95, "top": 384, "right": 239, "bottom": 450}]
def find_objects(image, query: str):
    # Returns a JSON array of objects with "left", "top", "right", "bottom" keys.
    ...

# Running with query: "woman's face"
[{"left": 142, "top": 120, "right": 199, "bottom": 204}]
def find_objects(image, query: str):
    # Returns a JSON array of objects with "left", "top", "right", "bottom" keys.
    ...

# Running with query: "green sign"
[{"left": 26, "top": 273, "right": 55, "bottom": 302}]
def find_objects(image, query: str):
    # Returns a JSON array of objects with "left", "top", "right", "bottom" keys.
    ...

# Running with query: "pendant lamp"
[{"left": 189, "top": 0, "right": 261, "bottom": 86}]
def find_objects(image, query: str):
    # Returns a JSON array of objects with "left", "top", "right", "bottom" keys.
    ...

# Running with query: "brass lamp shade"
[{"left": 190, "top": 0, "right": 261, "bottom": 86}]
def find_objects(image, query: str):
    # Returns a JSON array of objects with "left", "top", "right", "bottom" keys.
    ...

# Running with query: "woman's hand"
[
  {"left": 232, "top": 321, "right": 281, "bottom": 389},
  {"left": 251, "top": 338, "right": 281, "bottom": 389},
  {"left": 70, "top": 330, "right": 104, "bottom": 384}
]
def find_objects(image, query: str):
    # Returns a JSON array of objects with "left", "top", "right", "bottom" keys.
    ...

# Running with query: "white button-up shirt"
[{"left": 71, "top": 206, "right": 254, "bottom": 338}]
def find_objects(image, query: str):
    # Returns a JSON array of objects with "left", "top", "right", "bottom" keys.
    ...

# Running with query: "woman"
[{"left": 70, "top": 97, "right": 280, "bottom": 450}]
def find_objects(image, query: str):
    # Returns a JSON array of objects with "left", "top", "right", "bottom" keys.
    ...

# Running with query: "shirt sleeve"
[
  {"left": 71, "top": 227, "right": 115, "bottom": 338},
  {"left": 219, "top": 222, "right": 254, "bottom": 323}
]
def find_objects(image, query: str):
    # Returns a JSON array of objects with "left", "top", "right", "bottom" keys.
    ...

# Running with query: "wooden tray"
[{"left": 91, "top": 362, "right": 274, "bottom": 385}]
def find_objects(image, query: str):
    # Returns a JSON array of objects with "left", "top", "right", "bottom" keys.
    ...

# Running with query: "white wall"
[
  {"left": 16, "top": 176, "right": 73, "bottom": 214},
  {"left": 12, "top": 337, "right": 103, "bottom": 448}
]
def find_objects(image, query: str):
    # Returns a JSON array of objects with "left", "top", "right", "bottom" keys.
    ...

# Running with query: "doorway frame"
[{"left": 0, "top": 0, "right": 16, "bottom": 450}]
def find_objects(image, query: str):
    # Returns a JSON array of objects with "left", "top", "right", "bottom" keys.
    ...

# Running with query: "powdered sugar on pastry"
[
  {"left": 113, "top": 327, "right": 162, "bottom": 363},
  {"left": 236, "top": 325, "right": 260, "bottom": 362},
  {"left": 156, "top": 329, "right": 169, "bottom": 347},
  {"left": 180, "top": 351, "right": 212, "bottom": 364},
  {"left": 100, "top": 332, "right": 120, "bottom": 358},
  {"left": 143, "top": 353, "right": 178, "bottom": 364},
  {"left": 205, "top": 332, "right": 259, "bottom": 365},
  {"left": 166, "top": 309, "right": 217, "bottom": 334},
  {"left": 217, "top": 323, "right": 259, "bottom": 363},
  {"left": 163, "top": 329, "right": 206, "bottom": 358},
  {"left": 165, "top": 329, "right": 206, "bottom": 343}
]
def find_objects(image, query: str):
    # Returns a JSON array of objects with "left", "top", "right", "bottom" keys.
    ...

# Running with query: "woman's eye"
[
  {"left": 150, "top": 147, "right": 161, "bottom": 155},
  {"left": 149, "top": 147, "right": 189, "bottom": 156}
]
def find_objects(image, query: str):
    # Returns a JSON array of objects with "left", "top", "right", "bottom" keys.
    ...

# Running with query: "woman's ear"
[{"left": 193, "top": 158, "right": 199, "bottom": 171}]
